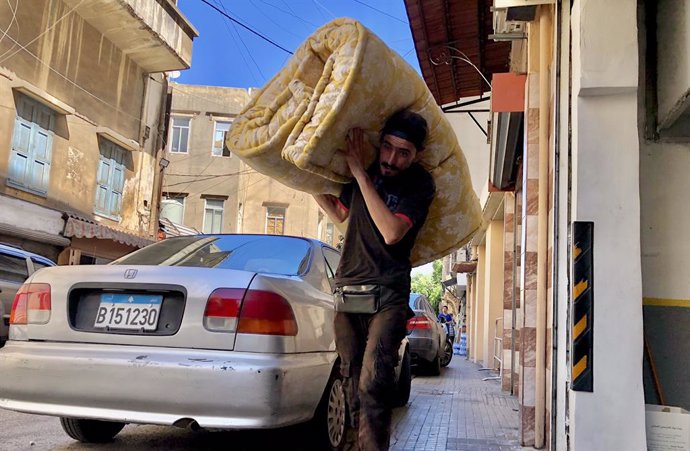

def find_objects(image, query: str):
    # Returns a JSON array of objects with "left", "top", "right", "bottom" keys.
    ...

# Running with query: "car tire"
[
  {"left": 312, "top": 370, "right": 349, "bottom": 450},
  {"left": 392, "top": 347, "right": 412, "bottom": 407},
  {"left": 440, "top": 339, "right": 453, "bottom": 368},
  {"left": 426, "top": 353, "right": 441, "bottom": 376},
  {"left": 59, "top": 417, "right": 125, "bottom": 443}
]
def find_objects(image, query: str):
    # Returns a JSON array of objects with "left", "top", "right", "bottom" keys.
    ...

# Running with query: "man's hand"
[{"left": 345, "top": 128, "right": 370, "bottom": 182}]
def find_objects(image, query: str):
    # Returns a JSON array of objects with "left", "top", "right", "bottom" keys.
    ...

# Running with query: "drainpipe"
[
  {"left": 535, "top": 5, "right": 553, "bottom": 448},
  {"left": 149, "top": 78, "right": 172, "bottom": 238},
  {"left": 510, "top": 191, "right": 518, "bottom": 395},
  {"left": 551, "top": 1, "right": 563, "bottom": 450}
]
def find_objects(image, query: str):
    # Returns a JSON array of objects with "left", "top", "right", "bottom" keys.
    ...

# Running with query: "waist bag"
[{"left": 334, "top": 284, "right": 380, "bottom": 314}]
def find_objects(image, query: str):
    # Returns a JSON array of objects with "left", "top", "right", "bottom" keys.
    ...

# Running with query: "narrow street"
[{"left": 0, "top": 356, "right": 521, "bottom": 451}]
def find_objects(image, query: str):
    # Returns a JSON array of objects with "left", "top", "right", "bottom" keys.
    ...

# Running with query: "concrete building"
[
  {"left": 161, "top": 83, "right": 339, "bottom": 247},
  {"left": 160, "top": 84, "right": 250, "bottom": 235},
  {"left": 406, "top": 0, "right": 690, "bottom": 450},
  {"left": 0, "top": 0, "right": 196, "bottom": 263}
]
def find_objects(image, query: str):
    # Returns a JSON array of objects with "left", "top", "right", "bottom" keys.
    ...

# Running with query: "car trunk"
[{"left": 16, "top": 265, "right": 256, "bottom": 351}]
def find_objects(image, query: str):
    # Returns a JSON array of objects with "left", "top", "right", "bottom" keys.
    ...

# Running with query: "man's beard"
[{"left": 380, "top": 162, "right": 400, "bottom": 176}]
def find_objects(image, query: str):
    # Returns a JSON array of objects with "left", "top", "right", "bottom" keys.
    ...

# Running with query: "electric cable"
[
  {"left": 200, "top": 0, "right": 293, "bottom": 55},
  {"left": 0, "top": 0, "right": 84, "bottom": 64}
]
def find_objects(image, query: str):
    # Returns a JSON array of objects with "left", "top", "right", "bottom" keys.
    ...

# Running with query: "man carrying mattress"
[{"left": 314, "top": 109, "right": 436, "bottom": 451}]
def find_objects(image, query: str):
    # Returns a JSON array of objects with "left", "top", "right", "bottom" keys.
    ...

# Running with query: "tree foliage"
[{"left": 411, "top": 260, "right": 443, "bottom": 312}]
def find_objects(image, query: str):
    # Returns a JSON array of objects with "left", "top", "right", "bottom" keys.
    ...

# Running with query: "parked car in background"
[
  {"left": 0, "top": 243, "right": 55, "bottom": 345},
  {"left": 406, "top": 293, "right": 452, "bottom": 375},
  {"left": 0, "top": 234, "right": 411, "bottom": 449}
]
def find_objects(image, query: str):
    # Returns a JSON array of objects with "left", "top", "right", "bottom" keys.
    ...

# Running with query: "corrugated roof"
[{"left": 404, "top": 0, "right": 511, "bottom": 106}]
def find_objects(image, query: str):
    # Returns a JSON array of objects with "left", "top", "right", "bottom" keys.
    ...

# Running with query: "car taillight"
[
  {"left": 406, "top": 316, "right": 432, "bottom": 333},
  {"left": 203, "top": 288, "right": 245, "bottom": 332},
  {"left": 202, "top": 289, "right": 298, "bottom": 337},
  {"left": 10, "top": 283, "right": 51, "bottom": 325},
  {"left": 237, "top": 290, "right": 298, "bottom": 336}
]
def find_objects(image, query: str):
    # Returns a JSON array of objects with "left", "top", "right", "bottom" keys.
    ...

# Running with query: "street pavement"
[
  {"left": 391, "top": 356, "right": 524, "bottom": 451},
  {"left": 0, "top": 355, "right": 524, "bottom": 450}
]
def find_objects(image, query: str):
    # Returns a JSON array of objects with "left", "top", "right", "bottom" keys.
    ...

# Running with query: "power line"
[
  {"left": 214, "top": 0, "right": 267, "bottom": 82},
  {"left": 0, "top": 0, "right": 85, "bottom": 65},
  {"left": 1, "top": 32, "right": 169, "bottom": 145},
  {"left": 351, "top": 0, "right": 408, "bottom": 25},
  {"left": 248, "top": 0, "right": 305, "bottom": 41},
  {"left": 200, "top": 0, "right": 293, "bottom": 55},
  {"left": 261, "top": 0, "right": 320, "bottom": 28},
  {"left": 0, "top": 0, "right": 19, "bottom": 51}
]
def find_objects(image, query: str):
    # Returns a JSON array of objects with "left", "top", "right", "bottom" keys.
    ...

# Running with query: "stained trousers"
[{"left": 334, "top": 287, "right": 409, "bottom": 451}]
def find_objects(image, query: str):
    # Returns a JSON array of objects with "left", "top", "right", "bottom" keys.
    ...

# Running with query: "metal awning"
[
  {"left": 404, "top": 0, "right": 511, "bottom": 107},
  {"left": 63, "top": 214, "right": 153, "bottom": 249},
  {"left": 159, "top": 217, "right": 199, "bottom": 237}
]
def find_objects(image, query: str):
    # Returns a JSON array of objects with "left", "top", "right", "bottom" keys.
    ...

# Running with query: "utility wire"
[
  {"left": 0, "top": 0, "right": 84, "bottom": 64},
  {"left": 0, "top": 0, "right": 19, "bottom": 50},
  {"left": 262, "top": 0, "right": 319, "bottom": 29},
  {"left": 351, "top": 0, "right": 408, "bottom": 24},
  {"left": 215, "top": 0, "right": 267, "bottom": 82},
  {"left": 200, "top": 0, "right": 293, "bottom": 55}
]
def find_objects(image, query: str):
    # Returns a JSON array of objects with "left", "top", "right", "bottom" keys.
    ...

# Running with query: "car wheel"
[
  {"left": 426, "top": 353, "right": 441, "bottom": 376},
  {"left": 313, "top": 371, "right": 348, "bottom": 450},
  {"left": 440, "top": 339, "right": 453, "bottom": 368},
  {"left": 393, "top": 346, "right": 412, "bottom": 407},
  {"left": 59, "top": 417, "right": 125, "bottom": 443}
]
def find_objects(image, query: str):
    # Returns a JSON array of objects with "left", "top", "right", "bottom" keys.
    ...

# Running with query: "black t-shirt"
[{"left": 335, "top": 162, "right": 435, "bottom": 291}]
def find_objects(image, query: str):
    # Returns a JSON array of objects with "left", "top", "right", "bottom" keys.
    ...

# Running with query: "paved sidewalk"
[{"left": 391, "top": 355, "right": 524, "bottom": 451}]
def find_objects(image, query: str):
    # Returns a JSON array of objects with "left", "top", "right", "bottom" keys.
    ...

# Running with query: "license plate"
[{"left": 94, "top": 294, "right": 163, "bottom": 331}]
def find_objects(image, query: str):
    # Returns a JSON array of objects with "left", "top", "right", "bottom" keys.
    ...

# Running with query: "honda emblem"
[{"left": 124, "top": 269, "right": 138, "bottom": 279}]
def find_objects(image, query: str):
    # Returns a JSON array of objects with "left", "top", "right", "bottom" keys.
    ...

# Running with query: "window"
[
  {"left": 7, "top": 94, "right": 55, "bottom": 196},
  {"left": 323, "top": 247, "right": 341, "bottom": 283},
  {"left": 0, "top": 252, "right": 29, "bottom": 283},
  {"left": 94, "top": 139, "right": 126, "bottom": 219},
  {"left": 170, "top": 116, "right": 191, "bottom": 153},
  {"left": 160, "top": 194, "right": 185, "bottom": 224},
  {"left": 265, "top": 206, "right": 286, "bottom": 235},
  {"left": 203, "top": 198, "right": 224, "bottom": 234},
  {"left": 212, "top": 121, "right": 232, "bottom": 157}
]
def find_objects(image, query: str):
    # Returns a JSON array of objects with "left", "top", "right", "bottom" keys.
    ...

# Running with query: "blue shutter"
[
  {"left": 7, "top": 95, "right": 54, "bottom": 196},
  {"left": 94, "top": 140, "right": 127, "bottom": 219},
  {"left": 28, "top": 125, "right": 52, "bottom": 194}
]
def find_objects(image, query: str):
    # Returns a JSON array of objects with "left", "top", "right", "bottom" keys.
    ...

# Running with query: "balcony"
[{"left": 63, "top": 0, "right": 198, "bottom": 72}]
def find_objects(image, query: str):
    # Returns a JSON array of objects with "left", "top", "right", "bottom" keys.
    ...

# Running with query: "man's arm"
[
  {"left": 313, "top": 194, "right": 349, "bottom": 223},
  {"left": 345, "top": 129, "right": 411, "bottom": 245}
]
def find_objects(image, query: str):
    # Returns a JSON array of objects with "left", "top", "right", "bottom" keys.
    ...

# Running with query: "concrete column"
[
  {"left": 568, "top": 1, "right": 646, "bottom": 450},
  {"left": 483, "top": 220, "right": 505, "bottom": 370},
  {"left": 473, "top": 245, "right": 487, "bottom": 363}
]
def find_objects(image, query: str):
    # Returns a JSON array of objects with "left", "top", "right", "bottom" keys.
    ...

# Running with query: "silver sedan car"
[{"left": 0, "top": 234, "right": 411, "bottom": 449}]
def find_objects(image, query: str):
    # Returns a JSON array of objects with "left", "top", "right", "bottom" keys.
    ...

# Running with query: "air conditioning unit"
[
  {"left": 493, "top": 7, "right": 526, "bottom": 34},
  {"left": 491, "top": 3, "right": 532, "bottom": 42}
]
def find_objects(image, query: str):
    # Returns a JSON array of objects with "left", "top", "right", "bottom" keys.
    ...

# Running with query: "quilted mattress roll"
[{"left": 227, "top": 18, "right": 481, "bottom": 266}]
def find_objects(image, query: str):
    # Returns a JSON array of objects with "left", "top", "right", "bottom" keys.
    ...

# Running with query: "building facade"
[
  {"left": 161, "top": 83, "right": 339, "bottom": 247},
  {"left": 406, "top": 0, "right": 690, "bottom": 450},
  {"left": 0, "top": 0, "right": 196, "bottom": 263}
]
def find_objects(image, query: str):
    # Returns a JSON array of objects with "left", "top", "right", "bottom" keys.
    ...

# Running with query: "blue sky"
[{"left": 176, "top": 0, "right": 420, "bottom": 88}]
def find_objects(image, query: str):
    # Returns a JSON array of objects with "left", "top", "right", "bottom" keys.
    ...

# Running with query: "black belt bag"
[{"left": 334, "top": 284, "right": 380, "bottom": 314}]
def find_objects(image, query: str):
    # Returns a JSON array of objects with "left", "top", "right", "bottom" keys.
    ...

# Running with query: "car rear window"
[{"left": 112, "top": 235, "right": 312, "bottom": 276}]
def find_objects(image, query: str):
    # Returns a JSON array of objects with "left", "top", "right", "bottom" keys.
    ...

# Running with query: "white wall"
[
  {"left": 640, "top": 143, "right": 690, "bottom": 299},
  {"left": 569, "top": 1, "right": 646, "bottom": 450},
  {"left": 445, "top": 100, "right": 491, "bottom": 198}
]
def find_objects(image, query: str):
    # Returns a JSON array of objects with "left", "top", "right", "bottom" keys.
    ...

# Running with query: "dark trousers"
[{"left": 334, "top": 287, "right": 409, "bottom": 451}]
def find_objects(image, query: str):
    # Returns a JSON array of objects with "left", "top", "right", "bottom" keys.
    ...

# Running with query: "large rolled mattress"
[{"left": 227, "top": 18, "right": 481, "bottom": 266}]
